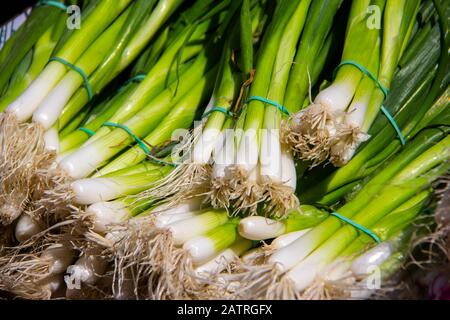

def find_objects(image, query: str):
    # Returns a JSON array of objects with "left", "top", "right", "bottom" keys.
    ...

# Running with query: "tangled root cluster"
[
  {"left": 281, "top": 104, "right": 337, "bottom": 167},
  {"left": 281, "top": 104, "right": 369, "bottom": 168},
  {"left": 0, "top": 219, "right": 82, "bottom": 299},
  {"left": 0, "top": 113, "right": 56, "bottom": 226}
]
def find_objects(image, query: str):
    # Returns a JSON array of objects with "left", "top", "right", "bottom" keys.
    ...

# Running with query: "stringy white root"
[
  {"left": 329, "top": 126, "right": 370, "bottom": 167},
  {"left": 101, "top": 215, "right": 232, "bottom": 299},
  {"left": 261, "top": 179, "right": 299, "bottom": 219},
  {"left": 208, "top": 176, "right": 233, "bottom": 208},
  {"left": 0, "top": 112, "right": 55, "bottom": 225},
  {"left": 135, "top": 126, "right": 213, "bottom": 209},
  {"left": 28, "top": 166, "right": 77, "bottom": 228},
  {"left": 228, "top": 166, "right": 264, "bottom": 216},
  {"left": 0, "top": 221, "right": 79, "bottom": 299},
  {"left": 281, "top": 104, "right": 340, "bottom": 167}
]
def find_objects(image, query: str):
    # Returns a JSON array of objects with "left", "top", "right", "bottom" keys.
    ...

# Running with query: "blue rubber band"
[
  {"left": 334, "top": 60, "right": 405, "bottom": 146},
  {"left": 202, "top": 106, "right": 234, "bottom": 118},
  {"left": 330, "top": 212, "right": 382, "bottom": 244},
  {"left": 36, "top": 0, "right": 68, "bottom": 11},
  {"left": 49, "top": 57, "right": 93, "bottom": 101},
  {"left": 247, "top": 96, "right": 291, "bottom": 116},
  {"left": 78, "top": 127, "right": 95, "bottom": 137},
  {"left": 101, "top": 122, "right": 177, "bottom": 167}
]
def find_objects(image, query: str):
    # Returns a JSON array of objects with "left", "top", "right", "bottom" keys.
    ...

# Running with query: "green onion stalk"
[
  {"left": 55, "top": 1, "right": 226, "bottom": 153},
  {"left": 210, "top": 0, "right": 340, "bottom": 217},
  {"left": 35, "top": 0, "right": 185, "bottom": 148},
  {"left": 26, "top": 60, "right": 218, "bottom": 238},
  {"left": 206, "top": 0, "right": 268, "bottom": 209},
  {"left": 215, "top": 0, "right": 306, "bottom": 216},
  {"left": 56, "top": 24, "right": 172, "bottom": 142},
  {"left": 0, "top": 8, "right": 67, "bottom": 111},
  {"left": 236, "top": 201, "right": 422, "bottom": 300},
  {"left": 0, "top": 0, "right": 75, "bottom": 98},
  {"left": 308, "top": 193, "right": 429, "bottom": 300},
  {"left": 258, "top": 0, "right": 342, "bottom": 217},
  {"left": 58, "top": 0, "right": 225, "bottom": 133},
  {"left": 0, "top": 0, "right": 134, "bottom": 226},
  {"left": 283, "top": 0, "right": 420, "bottom": 168},
  {"left": 102, "top": 202, "right": 254, "bottom": 299},
  {"left": 237, "top": 205, "right": 329, "bottom": 241},
  {"left": 260, "top": 134, "right": 450, "bottom": 298},
  {"left": 298, "top": 1, "right": 449, "bottom": 206},
  {"left": 57, "top": 53, "right": 196, "bottom": 157},
  {"left": 227, "top": 127, "right": 448, "bottom": 299},
  {"left": 58, "top": 53, "right": 217, "bottom": 180},
  {"left": 133, "top": 4, "right": 247, "bottom": 210},
  {"left": 9, "top": 52, "right": 221, "bottom": 294},
  {"left": 69, "top": 187, "right": 250, "bottom": 299},
  {"left": 5, "top": 0, "right": 133, "bottom": 123},
  {"left": 72, "top": 20, "right": 265, "bottom": 293},
  {"left": 33, "top": 5, "right": 236, "bottom": 235},
  {"left": 46, "top": 0, "right": 187, "bottom": 151},
  {"left": 0, "top": 0, "right": 217, "bottom": 226}
]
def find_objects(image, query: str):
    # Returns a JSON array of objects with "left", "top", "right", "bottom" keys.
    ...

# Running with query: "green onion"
[{"left": 6, "top": 0, "right": 133, "bottom": 122}]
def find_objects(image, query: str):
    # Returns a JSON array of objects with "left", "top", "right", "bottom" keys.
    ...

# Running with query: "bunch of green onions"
[
  {"left": 283, "top": 0, "right": 421, "bottom": 167},
  {"left": 0, "top": 0, "right": 448, "bottom": 301},
  {"left": 0, "top": 0, "right": 198, "bottom": 227}
]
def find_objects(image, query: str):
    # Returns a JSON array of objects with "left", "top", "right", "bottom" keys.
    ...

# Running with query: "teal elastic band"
[
  {"left": 380, "top": 106, "right": 406, "bottom": 146},
  {"left": 330, "top": 212, "right": 381, "bottom": 244},
  {"left": 118, "top": 73, "right": 146, "bottom": 92},
  {"left": 124, "top": 73, "right": 146, "bottom": 86},
  {"left": 247, "top": 96, "right": 291, "bottom": 116},
  {"left": 202, "top": 106, "right": 234, "bottom": 119},
  {"left": 129, "top": 73, "right": 146, "bottom": 83},
  {"left": 146, "top": 154, "right": 178, "bottom": 168},
  {"left": 36, "top": 0, "right": 68, "bottom": 11},
  {"left": 49, "top": 57, "right": 93, "bottom": 101},
  {"left": 101, "top": 122, "right": 177, "bottom": 167},
  {"left": 102, "top": 121, "right": 151, "bottom": 154},
  {"left": 334, "top": 60, "right": 405, "bottom": 146},
  {"left": 334, "top": 61, "right": 388, "bottom": 98},
  {"left": 78, "top": 127, "right": 95, "bottom": 137}
]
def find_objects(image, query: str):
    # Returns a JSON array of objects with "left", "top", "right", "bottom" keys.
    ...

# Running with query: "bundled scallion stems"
[
  {"left": 0, "top": 0, "right": 448, "bottom": 301},
  {"left": 226, "top": 0, "right": 449, "bottom": 299},
  {"left": 0, "top": 0, "right": 184, "bottom": 226},
  {"left": 71, "top": 3, "right": 266, "bottom": 299},
  {"left": 230, "top": 124, "right": 450, "bottom": 299},
  {"left": 144, "top": 0, "right": 342, "bottom": 217},
  {"left": 283, "top": 0, "right": 421, "bottom": 167}
]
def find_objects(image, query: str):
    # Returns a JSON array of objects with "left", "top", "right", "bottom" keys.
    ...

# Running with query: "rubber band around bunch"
[
  {"left": 330, "top": 211, "right": 381, "bottom": 244},
  {"left": 101, "top": 122, "right": 177, "bottom": 167},
  {"left": 202, "top": 106, "right": 234, "bottom": 119},
  {"left": 78, "top": 127, "right": 95, "bottom": 137},
  {"left": 36, "top": 0, "right": 68, "bottom": 11},
  {"left": 122, "top": 73, "right": 146, "bottom": 87},
  {"left": 247, "top": 96, "right": 291, "bottom": 116},
  {"left": 333, "top": 60, "right": 406, "bottom": 146},
  {"left": 49, "top": 56, "right": 93, "bottom": 101}
]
